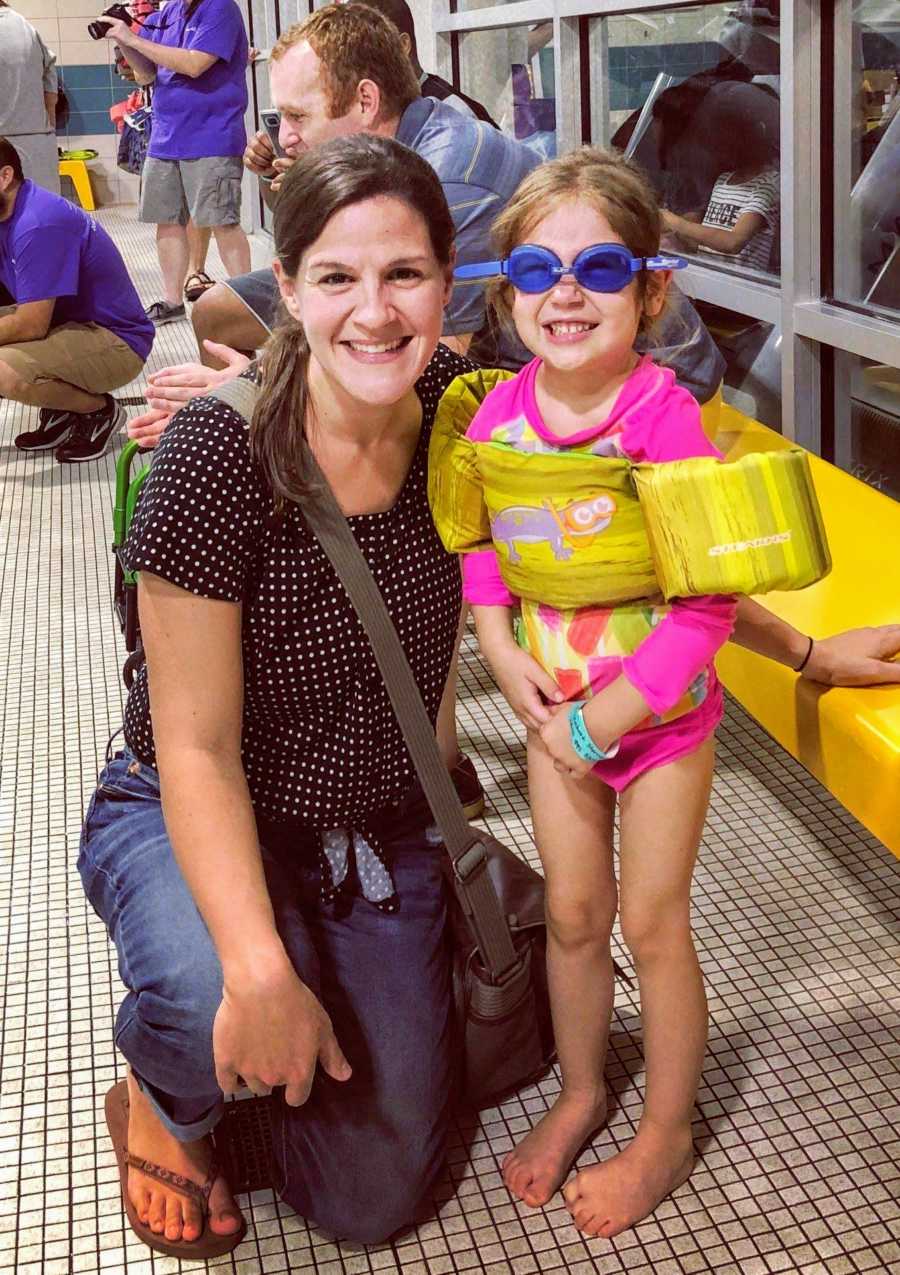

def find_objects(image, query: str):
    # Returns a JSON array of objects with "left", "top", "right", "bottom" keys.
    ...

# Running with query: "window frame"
[{"left": 429, "top": 0, "right": 900, "bottom": 473}]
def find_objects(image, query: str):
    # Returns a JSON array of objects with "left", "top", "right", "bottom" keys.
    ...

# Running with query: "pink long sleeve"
[
  {"left": 621, "top": 594, "right": 736, "bottom": 715},
  {"left": 462, "top": 549, "right": 516, "bottom": 606}
]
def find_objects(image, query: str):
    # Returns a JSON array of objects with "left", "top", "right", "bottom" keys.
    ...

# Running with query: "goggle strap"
[
  {"left": 453, "top": 260, "right": 505, "bottom": 280},
  {"left": 644, "top": 255, "right": 688, "bottom": 271}
]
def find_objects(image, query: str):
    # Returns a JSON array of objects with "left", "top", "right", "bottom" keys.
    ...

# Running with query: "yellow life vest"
[{"left": 428, "top": 372, "right": 831, "bottom": 606}]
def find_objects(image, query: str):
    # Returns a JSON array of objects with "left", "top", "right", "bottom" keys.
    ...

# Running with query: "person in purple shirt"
[
  {"left": 0, "top": 138, "right": 154, "bottom": 463},
  {"left": 102, "top": 0, "right": 251, "bottom": 327}
]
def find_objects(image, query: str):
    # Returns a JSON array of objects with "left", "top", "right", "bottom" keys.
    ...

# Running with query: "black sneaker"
[
  {"left": 14, "top": 407, "right": 75, "bottom": 451},
  {"left": 451, "top": 754, "right": 486, "bottom": 819},
  {"left": 55, "top": 395, "right": 125, "bottom": 463},
  {"left": 145, "top": 299, "right": 186, "bottom": 326}
]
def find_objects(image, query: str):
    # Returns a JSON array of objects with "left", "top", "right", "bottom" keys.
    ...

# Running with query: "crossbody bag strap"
[{"left": 210, "top": 379, "right": 521, "bottom": 984}]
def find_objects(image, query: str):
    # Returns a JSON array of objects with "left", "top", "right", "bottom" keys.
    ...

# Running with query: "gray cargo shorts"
[{"left": 139, "top": 155, "right": 243, "bottom": 228}]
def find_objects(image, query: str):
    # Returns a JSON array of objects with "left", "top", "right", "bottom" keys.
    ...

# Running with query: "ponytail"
[{"left": 250, "top": 320, "right": 323, "bottom": 512}]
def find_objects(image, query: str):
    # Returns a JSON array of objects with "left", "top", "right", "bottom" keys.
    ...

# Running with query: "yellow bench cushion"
[{"left": 713, "top": 405, "right": 900, "bottom": 858}]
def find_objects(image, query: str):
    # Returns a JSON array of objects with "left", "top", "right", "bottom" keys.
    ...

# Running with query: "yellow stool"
[{"left": 58, "top": 158, "right": 96, "bottom": 212}]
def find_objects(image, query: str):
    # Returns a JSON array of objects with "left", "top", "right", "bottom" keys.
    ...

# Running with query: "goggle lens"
[
  {"left": 509, "top": 248, "right": 557, "bottom": 293},
  {"left": 577, "top": 247, "right": 631, "bottom": 291},
  {"left": 507, "top": 244, "right": 634, "bottom": 293}
]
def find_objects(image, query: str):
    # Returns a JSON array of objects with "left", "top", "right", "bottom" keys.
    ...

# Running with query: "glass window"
[
  {"left": 591, "top": 2, "right": 781, "bottom": 280},
  {"left": 693, "top": 300, "right": 782, "bottom": 431},
  {"left": 835, "top": 2, "right": 900, "bottom": 316},
  {"left": 834, "top": 353, "right": 900, "bottom": 499},
  {"left": 458, "top": 24, "right": 557, "bottom": 159}
]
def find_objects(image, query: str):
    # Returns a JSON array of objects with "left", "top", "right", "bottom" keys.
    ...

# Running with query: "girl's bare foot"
[
  {"left": 126, "top": 1071, "right": 244, "bottom": 1244},
  {"left": 502, "top": 1088, "right": 608, "bottom": 1208},
  {"left": 562, "top": 1123, "right": 694, "bottom": 1238}
]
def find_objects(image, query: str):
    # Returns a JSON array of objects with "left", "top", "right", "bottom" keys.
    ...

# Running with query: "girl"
[{"left": 444, "top": 148, "right": 736, "bottom": 1238}]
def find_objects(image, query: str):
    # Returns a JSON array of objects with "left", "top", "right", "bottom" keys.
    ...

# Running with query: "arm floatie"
[
  {"left": 428, "top": 369, "right": 515, "bottom": 556},
  {"left": 634, "top": 448, "right": 831, "bottom": 598}
]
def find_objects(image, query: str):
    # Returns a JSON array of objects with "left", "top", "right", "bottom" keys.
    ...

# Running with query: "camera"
[{"left": 88, "top": 4, "right": 133, "bottom": 40}]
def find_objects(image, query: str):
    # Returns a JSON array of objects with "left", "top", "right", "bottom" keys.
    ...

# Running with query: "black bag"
[
  {"left": 55, "top": 78, "right": 70, "bottom": 132},
  {"left": 117, "top": 110, "right": 151, "bottom": 175},
  {"left": 211, "top": 379, "right": 556, "bottom": 1110}
]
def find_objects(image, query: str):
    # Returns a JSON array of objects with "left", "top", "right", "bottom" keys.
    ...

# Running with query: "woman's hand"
[
  {"left": 214, "top": 962, "right": 352, "bottom": 1107},
  {"left": 539, "top": 702, "right": 595, "bottom": 779},
  {"left": 127, "top": 406, "right": 171, "bottom": 449},
  {"left": 486, "top": 643, "right": 563, "bottom": 732}
]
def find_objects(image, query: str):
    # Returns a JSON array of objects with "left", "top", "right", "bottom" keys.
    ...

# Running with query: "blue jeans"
[{"left": 78, "top": 750, "right": 454, "bottom": 1245}]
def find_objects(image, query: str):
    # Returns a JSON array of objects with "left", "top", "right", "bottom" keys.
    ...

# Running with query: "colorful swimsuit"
[{"left": 460, "top": 356, "right": 737, "bottom": 790}]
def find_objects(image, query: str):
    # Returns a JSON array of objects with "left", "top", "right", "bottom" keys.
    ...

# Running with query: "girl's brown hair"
[
  {"left": 488, "top": 146, "right": 668, "bottom": 337},
  {"left": 251, "top": 133, "right": 455, "bottom": 510}
]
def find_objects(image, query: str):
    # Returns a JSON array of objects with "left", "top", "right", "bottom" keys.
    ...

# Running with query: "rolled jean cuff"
[{"left": 132, "top": 1067, "right": 224, "bottom": 1143}]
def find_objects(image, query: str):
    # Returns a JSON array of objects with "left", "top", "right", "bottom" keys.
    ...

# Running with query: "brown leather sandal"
[
  {"left": 104, "top": 1079, "right": 247, "bottom": 1259},
  {"left": 183, "top": 271, "right": 215, "bottom": 302}
]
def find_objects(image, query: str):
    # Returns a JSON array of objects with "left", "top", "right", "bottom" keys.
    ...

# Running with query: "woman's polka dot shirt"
[{"left": 123, "top": 343, "right": 473, "bottom": 832}]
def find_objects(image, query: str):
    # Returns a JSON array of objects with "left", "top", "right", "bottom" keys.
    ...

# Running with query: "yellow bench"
[{"left": 713, "top": 404, "right": 900, "bottom": 858}]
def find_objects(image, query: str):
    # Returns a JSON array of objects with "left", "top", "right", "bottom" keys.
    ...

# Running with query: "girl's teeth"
[
  {"left": 549, "top": 323, "right": 593, "bottom": 335},
  {"left": 348, "top": 339, "right": 404, "bottom": 353}
]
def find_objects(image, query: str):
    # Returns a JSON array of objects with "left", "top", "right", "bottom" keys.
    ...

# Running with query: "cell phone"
[{"left": 260, "top": 109, "right": 285, "bottom": 158}]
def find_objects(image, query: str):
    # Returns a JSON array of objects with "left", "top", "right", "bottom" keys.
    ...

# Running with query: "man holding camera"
[
  {"left": 100, "top": 0, "right": 252, "bottom": 327},
  {"left": 0, "top": 138, "right": 154, "bottom": 462}
]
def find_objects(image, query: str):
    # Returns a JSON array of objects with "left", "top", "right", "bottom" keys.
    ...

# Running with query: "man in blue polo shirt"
[
  {"left": 189, "top": 3, "right": 724, "bottom": 403},
  {"left": 102, "top": 0, "right": 251, "bottom": 327},
  {"left": 0, "top": 138, "right": 154, "bottom": 462}
]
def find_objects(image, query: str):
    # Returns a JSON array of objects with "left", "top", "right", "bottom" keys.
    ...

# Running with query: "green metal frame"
[{"left": 113, "top": 440, "right": 151, "bottom": 584}]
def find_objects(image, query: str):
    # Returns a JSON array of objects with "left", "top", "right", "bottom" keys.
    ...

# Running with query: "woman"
[{"left": 79, "top": 134, "right": 471, "bottom": 1259}]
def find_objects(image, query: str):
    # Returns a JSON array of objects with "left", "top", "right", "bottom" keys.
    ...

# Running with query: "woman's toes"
[
  {"left": 210, "top": 1206, "right": 243, "bottom": 1236},
  {"left": 132, "top": 1183, "right": 152, "bottom": 1224},
  {"left": 208, "top": 1176, "right": 243, "bottom": 1235},
  {"left": 164, "top": 1192, "right": 185, "bottom": 1240},
  {"left": 148, "top": 1189, "right": 167, "bottom": 1234}
]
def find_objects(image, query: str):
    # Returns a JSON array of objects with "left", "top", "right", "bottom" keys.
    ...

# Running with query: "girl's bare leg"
[
  {"left": 563, "top": 737, "right": 714, "bottom": 1237},
  {"left": 502, "top": 733, "right": 617, "bottom": 1208}
]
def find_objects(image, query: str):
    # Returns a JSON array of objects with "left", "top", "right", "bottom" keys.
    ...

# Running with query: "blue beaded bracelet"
[{"left": 568, "top": 703, "right": 619, "bottom": 764}]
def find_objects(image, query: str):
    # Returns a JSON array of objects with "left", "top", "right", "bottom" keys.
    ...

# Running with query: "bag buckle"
[{"left": 453, "top": 838, "right": 487, "bottom": 884}]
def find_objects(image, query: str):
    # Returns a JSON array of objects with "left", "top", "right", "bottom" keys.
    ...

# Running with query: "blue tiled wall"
[
  {"left": 608, "top": 40, "right": 725, "bottom": 113},
  {"left": 56, "top": 65, "right": 123, "bottom": 137}
]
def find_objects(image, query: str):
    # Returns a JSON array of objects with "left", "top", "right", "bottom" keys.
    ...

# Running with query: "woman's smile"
[{"left": 340, "top": 334, "right": 414, "bottom": 361}]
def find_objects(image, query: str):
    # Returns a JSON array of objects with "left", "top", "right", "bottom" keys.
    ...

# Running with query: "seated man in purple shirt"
[
  {"left": 0, "top": 138, "right": 154, "bottom": 463},
  {"left": 103, "top": 0, "right": 251, "bottom": 328}
]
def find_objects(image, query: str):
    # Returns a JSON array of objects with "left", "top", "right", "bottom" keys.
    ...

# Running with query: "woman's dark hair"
[
  {"left": 252, "top": 133, "right": 455, "bottom": 510},
  {"left": 0, "top": 138, "right": 25, "bottom": 183}
]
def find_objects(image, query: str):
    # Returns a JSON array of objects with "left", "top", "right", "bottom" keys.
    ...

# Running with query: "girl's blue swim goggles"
[{"left": 454, "top": 242, "right": 687, "bottom": 294}]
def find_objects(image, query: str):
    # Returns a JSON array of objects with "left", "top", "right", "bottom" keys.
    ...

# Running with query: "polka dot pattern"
[{"left": 123, "top": 344, "right": 473, "bottom": 831}]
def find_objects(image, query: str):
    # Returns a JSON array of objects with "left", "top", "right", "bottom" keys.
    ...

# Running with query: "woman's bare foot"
[
  {"left": 502, "top": 1088, "right": 608, "bottom": 1208},
  {"left": 126, "top": 1071, "right": 244, "bottom": 1244},
  {"left": 562, "top": 1122, "right": 694, "bottom": 1238}
]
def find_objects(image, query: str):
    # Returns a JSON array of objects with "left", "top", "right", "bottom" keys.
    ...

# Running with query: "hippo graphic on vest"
[{"left": 491, "top": 494, "right": 617, "bottom": 563}]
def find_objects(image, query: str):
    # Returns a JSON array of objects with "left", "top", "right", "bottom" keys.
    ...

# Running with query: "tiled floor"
[{"left": 1, "top": 210, "right": 899, "bottom": 1275}]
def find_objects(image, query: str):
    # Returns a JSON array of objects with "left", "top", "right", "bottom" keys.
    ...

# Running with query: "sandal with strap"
[
  {"left": 104, "top": 1080, "right": 247, "bottom": 1259},
  {"left": 183, "top": 271, "right": 216, "bottom": 302}
]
